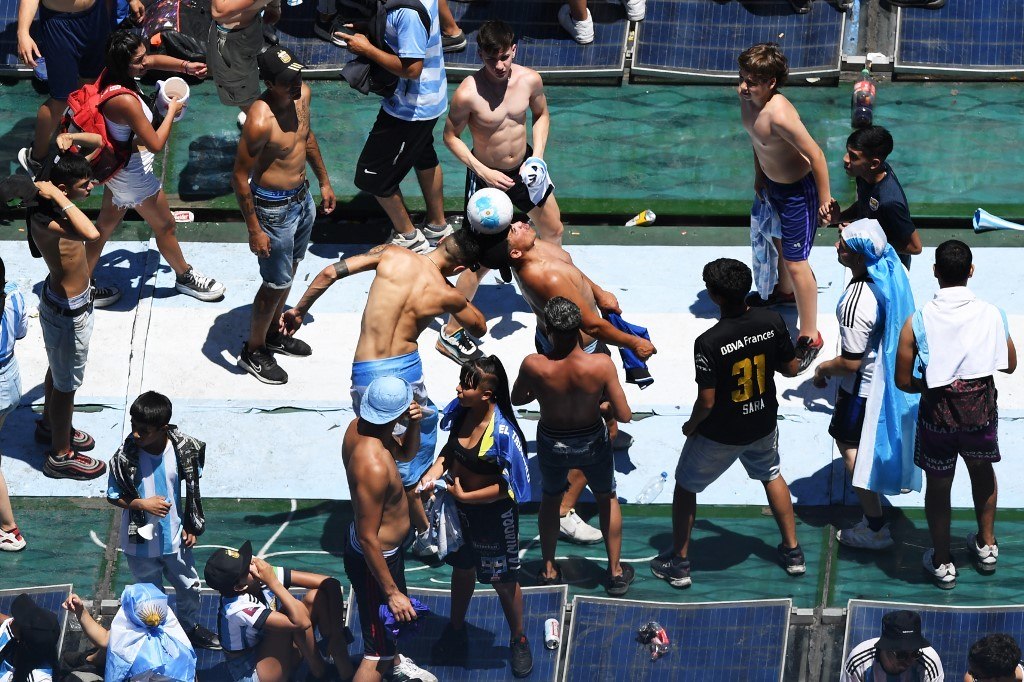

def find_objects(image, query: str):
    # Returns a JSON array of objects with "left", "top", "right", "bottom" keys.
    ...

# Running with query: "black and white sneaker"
[
  {"left": 778, "top": 543, "right": 807, "bottom": 575},
  {"left": 509, "top": 634, "right": 533, "bottom": 678},
  {"left": 238, "top": 343, "right": 288, "bottom": 384},
  {"left": 442, "top": 30, "right": 467, "bottom": 53},
  {"left": 650, "top": 552, "right": 692, "bottom": 588},
  {"left": 91, "top": 280, "right": 122, "bottom": 308},
  {"left": 185, "top": 624, "right": 222, "bottom": 650},
  {"left": 436, "top": 327, "right": 483, "bottom": 366},
  {"left": 18, "top": 147, "right": 42, "bottom": 179},
  {"left": 794, "top": 333, "right": 824, "bottom": 375},
  {"left": 175, "top": 267, "right": 226, "bottom": 301},
  {"left": 266, "top": 331, "right": 312, "bottom": 357},
  {"left": 313, "top": 13, "right": 336, "bottom": 41}
]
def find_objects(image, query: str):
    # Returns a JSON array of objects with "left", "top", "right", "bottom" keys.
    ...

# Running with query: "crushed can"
[{"left": 637, "top": 621, "right": 670, "bottom": 660}]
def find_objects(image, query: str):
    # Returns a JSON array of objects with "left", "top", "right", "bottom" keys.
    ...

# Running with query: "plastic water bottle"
[
  {"left": 635, "top": 472, "right": 668, "bottom": 504},
  {"left": 33, "top": 57, "right": 47, "bottom": 81},
  {"left": 851, "top": 68, "right": 875, "bottom": 129}
]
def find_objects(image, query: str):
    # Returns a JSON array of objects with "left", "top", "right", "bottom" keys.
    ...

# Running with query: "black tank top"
[{"left": 443, "top": 414, "right": 504, "bottom": 476}]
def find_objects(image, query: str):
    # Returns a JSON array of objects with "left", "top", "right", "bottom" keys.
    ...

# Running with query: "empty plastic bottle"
[
  {"left": 635, "top": 472, "right": 668, "bottom": 504},
  {"left": 851, "top": 68, "right": 875, "bottom": 128}
]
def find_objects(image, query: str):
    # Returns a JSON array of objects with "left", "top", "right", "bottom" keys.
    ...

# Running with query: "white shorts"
[
  {"left": 675, "top": 429, "right": 781, "bottom": 493},
  {"left": 104, "top": 151, "right": 162, "bottom": 209}
]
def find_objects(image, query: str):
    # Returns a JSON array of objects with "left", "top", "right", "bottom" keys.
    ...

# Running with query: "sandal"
[{"left": 537, "top": 563, "right": 563, "bottom": 586}]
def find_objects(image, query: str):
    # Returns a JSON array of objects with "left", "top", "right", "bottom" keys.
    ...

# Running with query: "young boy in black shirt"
[
  {"left": 826, "top": 126, "right": 922, "bottom": 269},
  {"left": 650, "top": 258, "right": 804, "bottom": 588}
]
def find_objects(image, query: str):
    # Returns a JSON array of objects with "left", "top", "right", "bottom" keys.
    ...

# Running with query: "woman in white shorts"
[{"left": 86, "top": 30, "right": 225, "bottom": 305}]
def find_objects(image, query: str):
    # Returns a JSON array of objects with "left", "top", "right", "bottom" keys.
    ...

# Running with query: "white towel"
[{"left": 918, "top": 287, "right": 1008, "bottom": 388}]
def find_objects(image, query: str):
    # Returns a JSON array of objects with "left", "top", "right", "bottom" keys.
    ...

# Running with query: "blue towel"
[
  {"left": 379, "top": 597, "right": 430, "bottom": 639},
  {"left": 605, "top": 313, "right": 654, "bottom": 389},
  {"left": 440, "top": 400, "right": 532, "bottom": 502}
]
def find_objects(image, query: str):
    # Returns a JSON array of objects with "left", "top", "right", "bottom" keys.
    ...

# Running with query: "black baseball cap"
[
  {"left": 11, "top": 593, "right": 60, "bottom": 655},
  {"left": 474, "top": 228, "right": 514, "bottom": 282},
  {"left": 204, "top": 540, "right": 253, "bottom": 593},
  {"left": 876, "top": 610, "right": 931, "bottom": 652},
  {"left": 257, "top": 46, "right": 305, "bottom": 82}
]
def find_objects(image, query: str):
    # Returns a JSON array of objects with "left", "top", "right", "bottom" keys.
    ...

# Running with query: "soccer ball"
[{"left": 466, "top": 188, "right": 513, "bottom": 235}]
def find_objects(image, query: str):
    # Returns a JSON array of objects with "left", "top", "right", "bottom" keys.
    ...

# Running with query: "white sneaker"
[
  {"left": 614, "top": 0, "right": 645, "bottom": 21},
  {"left": 0, "top": 526, "right": 26, "bottom": 552},
  {"left": 410, "top": 530, "right": 438, "bottom": 558},
  {"left": 559, "top": 509, "right": 603, "bottom": 544},
  {"left": 836, "top": 517, "right": 894, "bottom": 550},
  {"left": 922, "top": 548, "right": 957, "bottom": 589},
  {"left": 419, "top": 221, "right": 455, "bottom": 247},
  {"left": 967, "top": 532, "right": 998, "bottom": 572},
  {"left": 392, "top": 655, "right": 438, "bottom": 682},
  {"left": 558, "top": 4, "right": 594, "bottom": 44},
  {"left": 389, "top": 229, "right": 431, "bottom": 254}
]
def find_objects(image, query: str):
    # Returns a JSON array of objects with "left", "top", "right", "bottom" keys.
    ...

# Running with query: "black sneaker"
[
  {"left": 313, "top": 13, "right": 336, "bottom": 41},
  {"left": 794, "top": 333, "right": 824, "bottom": 375},
  {"left": 431, "top": 623, "right": 468, "bottom": 666},
  {"left": 238, "top": 343, "right": 288, "bottom": 384},
  {"left": 778, "top": 543, "right": 807, "bottom": 575},
  {"left": 745, "top": 289, "right": 796, "bottom": 308},
  {"left": 442, "top": 30, "right": 467, "bottom": 52},
  {"left": 266, "top": 331, "right": 312, "bottom": 357},
  {"left": 175, "top": 267, "right": 226, "bottom": 301},
  {"left": 436, "top": 327, "right": 483, "bottom": 366},
  {"left": 186, "top": 623, "right": 222, "bottom": 650},
  {"left": 509, "top": 634, "right": 533, "bottom": 678},
  {"left": 787, "top": 0, "right": 813, "bottom": 12},
  {"left": 43, "top": 450, "right": 107, "bottom": 481},
  {"left": 34, "top": 419, "right": 95, "bottom": 452},
  {"left": 263, "top": 22, "right": 279, "bottom": 45},
  {"left": 605, "top": 562, "right": 635, "bottom": 596},
  {"left": 18, "top": 147, "right": 42, "bottom": 179},
  {"left": 91, "top": 280, "right": 122, "bottom": 308},
  {"left": 649, "top": 552, "right": 692, "bottom": 589}
]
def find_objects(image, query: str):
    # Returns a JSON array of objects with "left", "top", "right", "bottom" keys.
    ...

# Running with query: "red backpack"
[{"left": 61, "top": 70, "right": 142, "bottom": 183}]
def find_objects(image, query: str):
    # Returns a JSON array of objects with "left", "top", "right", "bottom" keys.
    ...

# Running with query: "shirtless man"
[
  {"left": 512, "top": 297, "right": 634, "bottom": 595},
  {"left": 477, "top": 222, "right": 655, "bottom": 543},
  {"left": 209, "top": 0, "right": 281, "bottom": 126},
  {"left": 15, "top": 0, "right": 143, "bottom": 176},
  {"left": 438, "top": 19, "right": 563, "bottom": 365},
  {"left": 233, "top": 47, "right": 335, "bottom": 385},
  {"left": 27, "top": 153, "right": 108, "bottom": 480},
  {"left": 281, "top": 231, "right": 486, "bottom": 557},
  {"left": 738, "top": 42, "right": 832, "bottom": 373},
  {"left": 342, "top": 376, "right": 436, "bottom": 682}
]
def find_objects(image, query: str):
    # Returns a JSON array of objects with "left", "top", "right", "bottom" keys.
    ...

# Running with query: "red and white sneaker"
[
  {"left": 43, "top": 451, "right": 107, "bottom": 481},
  {"left": 0, "top": 525, "right": 26, "bottom": 551}
]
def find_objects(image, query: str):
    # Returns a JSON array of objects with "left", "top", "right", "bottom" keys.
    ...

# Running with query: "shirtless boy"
[
  {"left": 738, "top": 42, "right": 832, "bottom": 373},
  {"left": 439, "top": 20, "right": 563, "bottom": 364},
  {"left": 282, "top": 231, "right": 486, "bottom": 557},
  {"left": 233, "top": 46, "right": 335, "bottom": 385},
  {"left": 342, "top": 376, "right": 435, "bottom": 682},
  {"left": 27, "top": 153, "right": 107, "bottom": 480},
  {"left": 476, "top": 223, "right": 655, "bottom": 544},
  {"left": 512, "top": 297, "right": 634, "bottom": 596}
]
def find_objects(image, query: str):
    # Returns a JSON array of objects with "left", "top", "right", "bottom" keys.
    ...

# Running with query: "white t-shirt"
[
  {"left": 841, "top": 637, "right": 944, "bottom": 681},
  {"left": 0, "top": 620, "right": 54, "bottom": 682},
  {"left": 837, "top": 276, "right": 880, "bottom": 398}
]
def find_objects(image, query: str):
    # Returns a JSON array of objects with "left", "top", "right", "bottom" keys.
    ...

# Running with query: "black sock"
[{"left": 866, "top": 514, "right": 885, "bottom": 532}]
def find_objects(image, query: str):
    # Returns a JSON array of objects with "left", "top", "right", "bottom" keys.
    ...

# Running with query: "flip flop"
[{"left": 537, "top": 563, "right": 563, "bottom": 586}]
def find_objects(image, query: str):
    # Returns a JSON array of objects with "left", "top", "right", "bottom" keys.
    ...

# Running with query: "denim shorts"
[
  {"left": 39, "top": 299, "right": 94, "bottom": 393},
  {"left": 536, "top": 421, "right": 615, "bottom": 496},
  {"left": 104, "top": 151, "right": 162, "bottom": 209},
  {"left": 254, "top": 189, "right": 316, "bottom": 289},
  {"left": 225, "top": 649, "right": 261, "bottom": 682},
  {"left": 675, "top": 429, "right": 781, "bottom": 494},
  {"left": 0, "top": 356, "right": 21, "bottom": 423}
]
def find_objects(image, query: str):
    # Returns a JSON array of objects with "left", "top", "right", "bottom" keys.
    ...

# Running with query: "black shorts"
[
  {"left": 828, "top": 387, "right": 867, "bottom": 445},
  {"left": 354, "top": 109, "right": 441, "bottom": 198},
  {"left": 463, "top": 144, "right": 554, "bottom": 216},
  {"left": 207, "top": 20, "right": 264, "bottom": 108},
  {"left": 445, "top": 496, "right": 521, "bottom": 585},
  {"left": 343, "top": 540, "right": 406, "bottom": 659}
]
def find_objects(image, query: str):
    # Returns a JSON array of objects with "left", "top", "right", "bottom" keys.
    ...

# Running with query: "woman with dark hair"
[
  {"left": 419, "top": 355, "right": 534, "bottom": 678},
  {"left": 84, "top": 29, "right": 224, "bottom": 305}
]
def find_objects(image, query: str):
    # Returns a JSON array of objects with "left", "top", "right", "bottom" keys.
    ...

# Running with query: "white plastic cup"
[
  {"left": 156, "top": 77, "right": 190, "bottom": 122},
  {"left": 544, "top": 618, "right": 560, "bottom": 650}
]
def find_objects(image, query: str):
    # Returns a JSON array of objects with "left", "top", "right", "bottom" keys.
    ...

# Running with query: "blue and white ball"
[{"left": 466, "top": 188, "right": 513, "bottom": 235}]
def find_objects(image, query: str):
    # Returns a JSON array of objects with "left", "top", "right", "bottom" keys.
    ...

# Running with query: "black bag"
[
  {"left": 340, "top": 0, "right": 430, "bottom": 98},
  {"left": 142, "top": 0, "right": 213, "bottom": 62}
]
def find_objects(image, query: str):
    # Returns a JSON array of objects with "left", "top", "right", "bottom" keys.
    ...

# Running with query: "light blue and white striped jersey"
[
  {"left": 107, "top": 439, "right": 183, "bottom": 558},
  {"left": 381, "top": 0, "right": 447, "bottom": 122},
  {"left": 1, "top": 283, "right": 28, "bottom": 365},
  {"left": 216, "top": 568, "right": 287, "bottom": 653}
]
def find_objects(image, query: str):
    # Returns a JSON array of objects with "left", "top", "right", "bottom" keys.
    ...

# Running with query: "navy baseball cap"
[{"left": 204, "top": 540, "right": 253, "bottom": 593}]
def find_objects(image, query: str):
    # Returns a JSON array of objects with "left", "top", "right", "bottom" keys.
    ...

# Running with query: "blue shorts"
[
  {"left": 253, "top": 183, "right": 315, "bottom": 289},
  {"left": 39, "top": 0, "right": 114, "bottom": 100},
  {"left": 828, "top": 388, "right": 867, "bottom": 445},
  {"left": 765, "top": 173, "right": 819, "bottom": 262},
  {"left": 536, "top": 421, "right": 615, "bottom": 496},
  {"left": 351, "top": 350, "right": 438, "bottom": 487}
]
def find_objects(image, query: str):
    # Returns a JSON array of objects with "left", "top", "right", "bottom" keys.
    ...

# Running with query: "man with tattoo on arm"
[
  {"left": 233, "top": 47, "right": 335, "bottom": 385},
  {"left": 281, "top": 231, "right": 486, "bottom": 559}
]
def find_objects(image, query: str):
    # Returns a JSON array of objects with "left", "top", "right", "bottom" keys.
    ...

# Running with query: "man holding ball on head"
[{"left": 438, "top": 19, "right": 564, "bottom": 366}]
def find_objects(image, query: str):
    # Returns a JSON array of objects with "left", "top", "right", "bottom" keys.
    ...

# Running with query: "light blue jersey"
[{"left": 381, "top": 0, "right": 447, "bottom": 121}]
